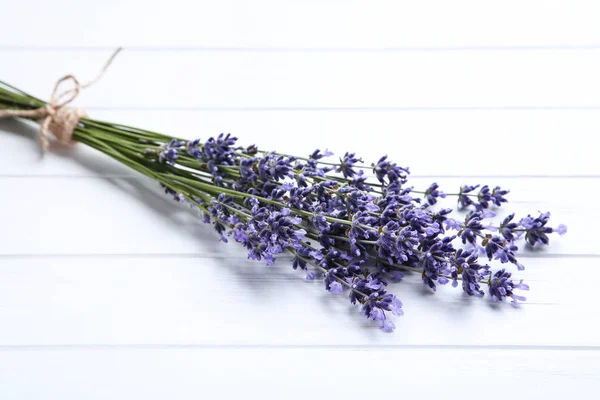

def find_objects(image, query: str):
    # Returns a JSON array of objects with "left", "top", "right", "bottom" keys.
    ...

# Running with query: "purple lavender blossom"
[
  {"left": 420, "top": 237, "right": 456, "bottom": 291},
  {"left": 349, "top": 170, "right": 372, "bottom": 191},
  {"left": 373, "top": 156, "right": 409, "bottom": 185},
  {"left": 488, "top": 269, "right": 529, "bottom": 304},
  {"left": 520, "top": 212, "right": 555, "bottom": 246},
  {"left": 487, "top": 238, "right": 524, "bottom": 271},
  {"left": 460, "top": 210, "right": 485, "bottom": 245},
  {"left": 450, "top": 249, "right": 491, "bottom": 296},
  {"left": 498, "top": 213, "right": 520, "bottom": 241},
  {"left": 298, "top": 149, "right": 334, "bottom": 181},
  {"left": 490, "top": 186, "right": 510, "bottom": 207},
  {"left": 357, "top": 288, "right": 403, "bottom": 332},
  {"left": 459, "top": 184, "right": 509, "bottom": 210},
  {"left": 377, "top": 222, "right": 418, "bottom": 263},
  {"left": 337, "top": 152, "right": 363, "bottom": 178},
  {"left": 424, "top": 182, "right": 446, "bottom": 205},
  {"left": 185, "top": 138, "right": 202, "bottom": 158},
  {"left": 309, "top": 149, "right": 334, "bottom": 160},
  {"left": 257, "top": 152, "right": 294, "bottom": 181},
  {"left": 430, "top": 208, "right": 453, "bottom": 234},
  {"left": 484, "top": 235, "right": 505, "bottom": 260},
  {"left": 458, "top": 184, "right": 479, "bottom": 208},
  {"left": 339, "top": 188, "right": 380, "bottom": 214},
  {"left": 197, "top": 133, "right": 241, "bottom": 182},
  {"left": 477, "top": 185, "right": 509, "bottom": 209},
  {"left": 158, "top": 141, "right": 181, "bottom": 165},
  {"left": 292, "top": 247, "right": 309, "bottom": 270}
]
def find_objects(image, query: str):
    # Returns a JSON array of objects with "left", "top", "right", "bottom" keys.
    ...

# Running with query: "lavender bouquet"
[{"left": 0, "top": 79, "right": 566, "bottom": 332}]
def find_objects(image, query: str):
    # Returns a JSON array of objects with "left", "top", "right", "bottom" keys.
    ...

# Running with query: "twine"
[{"left": 0, "top": 48, "right": 122, "bottom": 151}]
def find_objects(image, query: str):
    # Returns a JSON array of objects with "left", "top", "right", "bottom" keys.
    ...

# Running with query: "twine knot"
[{"left": 0, "top": 48, "right": 122, "bottom": 151}]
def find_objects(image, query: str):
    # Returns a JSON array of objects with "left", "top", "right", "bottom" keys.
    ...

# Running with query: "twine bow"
[{"left": 0, "top": 48, "right": 122, "bottom": 151}]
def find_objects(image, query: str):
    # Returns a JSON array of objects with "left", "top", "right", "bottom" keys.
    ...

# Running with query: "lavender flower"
[
  {"left": 257, "top": 152, "right": 294, "bottom": 181},
  {"left": 477, "top": 185, "right": 509, "bottom": 209},
  {"left": 450, "top": 249, "right": 490, "bottom": 295},
  {"left": 490, "top": 186, "right": 510, "bottom": 207},
  {"left": 352, "top": 279, "right": 403, "bottom": 332},
  {"left": 498, "top": 213, "right": 520, "bottom": 241},
  {"left": 292, "top": 247, "right": 309, "bottom": 270},
  {"left": 424, "top": 182, "right": 446, "bottom": 205},
  {"left": 460, "top": 211, "right": 485, "bottom": 245},
  {"left": 157, "top": 139, "right": 185, "bottom": 165},
  {"left": 377, "top": 222, "right": 418, "bottom": 263},
  {"left": 186, "top": 138, "right": 202, "bottom": 158},
  {"left": 459, "top": 184, "right": 509, "bottom": 210},
  {"left": 373, "top": 156, "right": 409, "bottom": 185},
  {"left": 337, "top": 152, "right": 363, "bottom": 178},
  {"left": 458, "top": 184, "right": 479, "bottom": 208},
  {"left": 520, "top": 212, "right": 554, "bottom": 246},
  {"left": 309, "top": 149, "right": 334, "bottom": 160},
  {"left": 298, "top": 149, "right": 334, "bottom": 181},
  {"left": 488, "top": 269, "right": 529, "bottom": 304},
  {"left": 349, "top": 170, "right": 372, "bottom": 191},
  {"left": 487, "top": 239, "right": 524, "bottom": 271}
]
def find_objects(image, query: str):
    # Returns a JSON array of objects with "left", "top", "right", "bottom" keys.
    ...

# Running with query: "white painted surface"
[{"left": 0, "top": 1, "right": 598, "bottom": 398}]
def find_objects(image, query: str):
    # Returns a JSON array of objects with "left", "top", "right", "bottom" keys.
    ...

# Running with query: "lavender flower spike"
[
  {"left": 488, "top": 269, "right": 529, "bottom": 304},
  {"left": 424, "top": 182, "right": 446, "bottom": 205}
]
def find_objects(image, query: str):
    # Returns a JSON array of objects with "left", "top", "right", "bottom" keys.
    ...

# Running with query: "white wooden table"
[{"left": 1, "top": 1, "right": 599, "bottom": 398}]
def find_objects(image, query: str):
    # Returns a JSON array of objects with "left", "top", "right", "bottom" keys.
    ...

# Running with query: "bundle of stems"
[{"left": 0, "top": 80, "right": 566, "bottom": 332}]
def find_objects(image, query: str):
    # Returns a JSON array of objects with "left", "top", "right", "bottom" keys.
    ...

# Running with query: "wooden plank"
[
  {"left": 1, "top": 1, "right": 599, "bottom": 48},
  {"left": 0, "top": 256, "right": 594, "bottom": 345},
  {"left": 0, "top": 176, "right": 582, "bottom": 255},
  {"left": 0, "top": 50, "right": 598, "bottom": 109},
  {"left": 0, "top": 348, "right": 598, "bottom": 399},
  {"left": 1, "top": 109, "right": 599, "bottom": 177}
]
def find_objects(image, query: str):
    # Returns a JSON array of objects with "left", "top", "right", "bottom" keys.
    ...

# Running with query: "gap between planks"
[
  {"left": 1, "top": 45, "right": 600, "bottom": 52},
  {"left": 48, "top": 106, "right": 600, "bottom": 111},
  {"left": 0, "top": 344, "right": 599, "bottom": 351}
]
